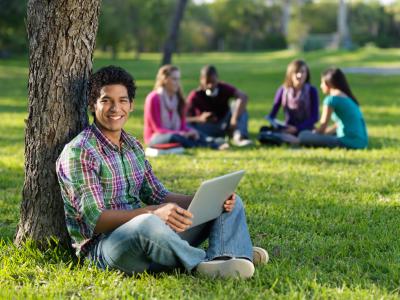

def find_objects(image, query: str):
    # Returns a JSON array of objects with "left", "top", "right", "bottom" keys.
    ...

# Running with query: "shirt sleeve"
[
  {"left": 146, "top": 93, "right": 182, "bottom": 135},
  {"left": 269, "top": 87, "right": 284, "bottom": 119},
  {"left": 57, "top": 147, "right": 105, "bottom": 232},
  {"left": 323, "top": 95, "right": 336, "bottom": 108},
  {"left": 222, "top": 83, "right": 237, "bottom": 99},
  {"left": 296, "top": 86, "right": 320, "bottom": 131},
  {"left": 135, "top": 142, "right": 169, "bottom": 205}
]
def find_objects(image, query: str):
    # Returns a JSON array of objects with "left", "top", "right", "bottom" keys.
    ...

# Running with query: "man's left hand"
[
  {"left": 223, "top": 193, "right": 237, "bottom": 212},
  {"left": 229, "top": 120, "right": 238, "bottom": 136}
]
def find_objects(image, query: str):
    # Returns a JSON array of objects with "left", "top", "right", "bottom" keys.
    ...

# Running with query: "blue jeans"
[
  {"left": 148, "top": 132, "right": 218, "bottom": 149},
  {"left": 299, "top": 130, "right": 348, "bottom": 149},
  {"left": 85, "top": 195, "right": 253, "bottom": 276},
  {"left": 189, "top": 101, "right": 250, "bottom": 138}
]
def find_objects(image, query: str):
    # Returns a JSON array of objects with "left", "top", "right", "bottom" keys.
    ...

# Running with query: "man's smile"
[{"left": 108, "top": 115, "right": 123, "bottom": 121}]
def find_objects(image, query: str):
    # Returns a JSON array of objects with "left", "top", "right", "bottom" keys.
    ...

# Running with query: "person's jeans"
[
  {"left": 148, "top": 131, "right": 218, "bottom": 149},
  {"left": 188, "top": 101, "right": 250, "bottom": 138},
  {"left": 299, "top": 130, "right": 348, "bottom": 149},
  {"left": 85, "top": 195, "right": 253, "bottom": 276}
]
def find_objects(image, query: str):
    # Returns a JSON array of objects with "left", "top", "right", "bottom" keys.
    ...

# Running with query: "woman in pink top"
[{"left": 144, "top": 65, "right": 222, "bottom": 149}]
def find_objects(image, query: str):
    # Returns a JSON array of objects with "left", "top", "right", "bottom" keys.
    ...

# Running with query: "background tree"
[
  {"left": 14, "top": 0, "right": 102, "bottom": 247},
  {"left": 178, "top": 2, "right": 215, "bottom": 53},
  {"left": 162, "top": 0, "right": 189, "bottom": 65}
]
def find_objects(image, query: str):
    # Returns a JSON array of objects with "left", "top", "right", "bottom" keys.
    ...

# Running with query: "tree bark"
[
  {"left": 14, "top": 0, "right": 102, "bottom": 247},
  {"left": 161, "top": 0, "right": 188, "bottom": 66}
]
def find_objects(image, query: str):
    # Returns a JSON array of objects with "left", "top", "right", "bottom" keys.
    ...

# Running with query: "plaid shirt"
[{"left": 56, "top": 123, "right": 168, "bottom": 257}]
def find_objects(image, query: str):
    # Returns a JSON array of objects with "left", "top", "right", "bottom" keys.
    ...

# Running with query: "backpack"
[{"left": 257, "top": 130, "right": 283, "bottom": 146}]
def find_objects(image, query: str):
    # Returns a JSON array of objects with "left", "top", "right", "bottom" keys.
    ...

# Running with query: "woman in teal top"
[{"left": 299, "top": 67, "right": 368, "bottom": 149}]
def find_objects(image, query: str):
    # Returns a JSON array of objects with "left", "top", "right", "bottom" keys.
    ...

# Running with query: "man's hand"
[
  {"left": 152, "top": 203, "right": 193, "bottom": 232},
  {"left": 223, "top": 193, "right": 237, "bottom": 212},
  {"left": 279, "top": 125, "right": 297, "bottom": 134},
  {"left": 199, "top": 111, "right": 217, "bottom": 123},
  {"left": 228, "top": 119, "right": 238, "bottom": 136}
]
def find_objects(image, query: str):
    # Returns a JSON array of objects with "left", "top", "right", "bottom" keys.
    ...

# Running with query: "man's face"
[
  {"left": 200, "top": 74, "right": 219, "bottom": 92},
  {"left": 90, "top": 84, "right": 133, "bottom": 136}
]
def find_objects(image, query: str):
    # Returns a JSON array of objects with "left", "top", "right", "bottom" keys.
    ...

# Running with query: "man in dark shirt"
[{"left": 186, "top": 65, "right": 253, "bottom": 146}]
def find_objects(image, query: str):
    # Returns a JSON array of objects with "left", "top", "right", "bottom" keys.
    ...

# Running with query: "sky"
[{"left": 193, "top": 0, "right": 397, "bottom": 5}]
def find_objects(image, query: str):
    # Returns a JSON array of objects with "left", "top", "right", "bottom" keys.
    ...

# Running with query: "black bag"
[{"left": 257, "top": 130, "right": 283, "bottom": 146}]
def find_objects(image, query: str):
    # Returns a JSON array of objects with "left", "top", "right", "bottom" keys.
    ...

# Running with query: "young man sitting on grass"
[
  {"left": 186, "top": 65, "right": 253, "bottom": 146},
  {"left": 56, "top": 66, "right": 268, "bottom": 279}
]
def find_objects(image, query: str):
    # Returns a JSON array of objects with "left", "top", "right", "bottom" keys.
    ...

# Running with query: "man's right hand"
[
  {"left": 151, "top": 203, "right": 193, "bottom": 232},
  {"left": 199, "top": 111, "right": 217, "bottom": 123}
]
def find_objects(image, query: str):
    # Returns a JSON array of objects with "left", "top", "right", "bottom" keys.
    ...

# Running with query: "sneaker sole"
[
  {"left": 232, "top": 140, "right": 254, "bottom": 147},
  {"left": 197, "top": 259, "right": 255, "bottom": 279}
]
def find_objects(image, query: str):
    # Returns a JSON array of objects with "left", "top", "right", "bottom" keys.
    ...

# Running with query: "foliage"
[
  {"left": 207, "top": 0, "right": 286, "bottom": 51},
  {"left": 301, "top": 0, "right": 400, "bottom": 48},
  {"left": 349, "top": 1, "right": 400, "bottom": 48},
  {"left": 302, "top": 1, "right": 338, "bottom": 35},
  {"left": 178, "top": 2, "right": 215, "bottom": 53},
  {"left": 2, "top": 0, "right": 400, "bottom": 57},
  {"left": 0, "top": 0, "right": 28, "bottom": 55},
  {"left": 96, "top": 0, "right": 175, "bottom": 58},
  {"left": 287, "top": 18, "right": 310, "bottom": 52},
  {"left": 1, "top": 49, "right": 400, "bottom": 298}
]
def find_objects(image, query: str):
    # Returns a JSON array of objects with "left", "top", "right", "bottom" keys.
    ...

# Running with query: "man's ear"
[
  {"left": 130, "top": 100, "right": 134, "bottom": 112},
  {"left": 89, "top": 100, "right": 96, "bottom": 112}
]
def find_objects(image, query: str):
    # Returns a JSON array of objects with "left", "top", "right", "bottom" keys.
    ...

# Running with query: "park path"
[{"left": 342, "top": 67, "right": 400, "bottom": 76}]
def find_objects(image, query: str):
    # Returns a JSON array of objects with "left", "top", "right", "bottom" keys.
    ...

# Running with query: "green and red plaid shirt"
[{"left": 56, "top": 123, "right": 168, "bottom": 257}]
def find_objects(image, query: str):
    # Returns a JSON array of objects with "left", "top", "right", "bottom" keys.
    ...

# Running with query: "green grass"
[{"left": 1, "top": 48, "right": 400, "bottom": 299}]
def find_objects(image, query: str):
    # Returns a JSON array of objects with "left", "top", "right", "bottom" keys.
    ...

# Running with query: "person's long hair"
[
  {"left": 283, "top": 59, "right": 311, "bottom": 88},
  {"left": 154, "top": 65, "right": 185, "bottom": 118},
  {"left": 322, "top": 67, "right": 359, "bottom": 105}
]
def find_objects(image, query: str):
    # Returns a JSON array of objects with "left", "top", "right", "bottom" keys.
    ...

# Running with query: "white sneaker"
[
  {"left": 232, "top": 134, "right": 254, "bottom": 147},
  {"left": 205, "top": 136, "right": 227, "bottom": 146},
  {"left": 253, "top": 247, "right": 269, "bottom": 265},
  {"left": 196, "top": 258, "right": 255, "bottom": 279},
  {"left": 214, "top": 137, "right": 227, "bottom": 146}
]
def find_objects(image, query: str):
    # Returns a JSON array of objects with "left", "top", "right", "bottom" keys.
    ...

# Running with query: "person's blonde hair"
[
  {"left": 283, "top": 59, "right": 311, "bottom": 88},
  {"left": 154, "top": 65, "right": 185, "bottom": 118}
]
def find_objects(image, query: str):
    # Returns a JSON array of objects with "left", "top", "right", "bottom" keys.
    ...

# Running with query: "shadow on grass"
[{"left": 0, "top": 105, "right": 27, "bottom": 114}]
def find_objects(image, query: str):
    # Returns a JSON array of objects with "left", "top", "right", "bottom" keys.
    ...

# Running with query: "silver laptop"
[{"left": 186, "top": 170, "right": 245, "bottom": 228}]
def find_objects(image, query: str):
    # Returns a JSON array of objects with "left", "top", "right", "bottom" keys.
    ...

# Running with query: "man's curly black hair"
[{"left": 88, "top": 66, "right": 137, "bottom": 109}]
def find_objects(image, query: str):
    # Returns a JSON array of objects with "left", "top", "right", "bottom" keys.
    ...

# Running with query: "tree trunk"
[
  {"left": 281, "top": 0, "right": 291, "bottom": 37},
  {"left": 14, "top": 0, "right": 102, "bottom": 247},
  {"left": 161, "top": 0, "right": 188, "bottom": 66}
]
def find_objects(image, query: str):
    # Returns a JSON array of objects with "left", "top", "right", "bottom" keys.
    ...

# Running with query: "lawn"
[{"left": 0, "top": 48, "right": 400, "bottom": 299}]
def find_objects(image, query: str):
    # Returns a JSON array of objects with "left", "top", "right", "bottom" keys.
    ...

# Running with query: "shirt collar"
[{"left": 91, "top": 122, "right": 136, "bottom": 155}]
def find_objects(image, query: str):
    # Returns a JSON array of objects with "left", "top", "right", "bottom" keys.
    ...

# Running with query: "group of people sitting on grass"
[
  {"left": 55, "top": 60, "right": 369, "bottom": 281},
  {"left": 264, "top": 59, "right": 368, "bottom": 149},
  {"left": 144, "top": 64, "right": 253, "bottom": 150},
  {"left": 144, "top": 59, "right": 368, "bottom": 151}
]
